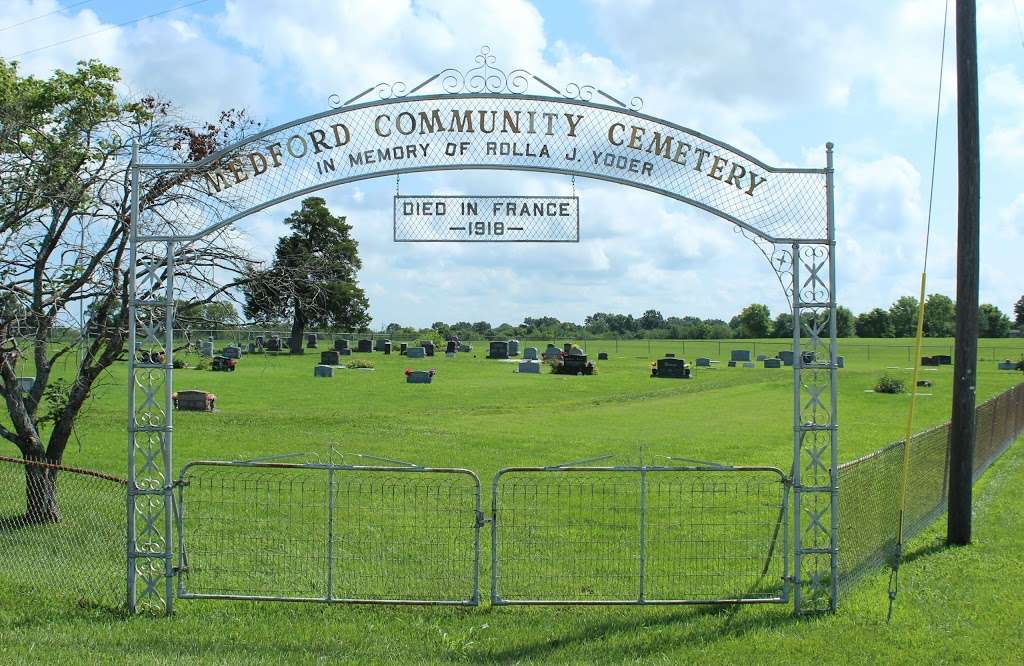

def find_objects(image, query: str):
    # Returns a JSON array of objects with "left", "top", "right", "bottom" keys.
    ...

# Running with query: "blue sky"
[{"left": 2, "top": 0, "right": 1022, "bottom": 328}]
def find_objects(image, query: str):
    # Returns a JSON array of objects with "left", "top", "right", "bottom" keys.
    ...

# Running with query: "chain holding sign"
[{"left": 394, "top": 195, "right": 579, "bottom": 242}]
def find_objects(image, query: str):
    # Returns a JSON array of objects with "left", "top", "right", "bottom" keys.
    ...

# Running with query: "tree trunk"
[{"left": 24, "top": 460, "right": 60, "bottom": 524}]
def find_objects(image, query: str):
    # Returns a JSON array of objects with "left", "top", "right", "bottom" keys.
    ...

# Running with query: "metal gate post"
[
  {"left": 127, "top": 142, "right": 176, "bottom": 615},
  {"left": 791, "top": 143, "right": 840, "bottom": 613}
]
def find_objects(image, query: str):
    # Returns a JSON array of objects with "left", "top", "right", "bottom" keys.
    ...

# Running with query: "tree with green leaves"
[
  {"left": 244, "top": 198, "right": 369, "bottom": 352},
  {"left": 888, "top": 296, "right": 919, "bottom": 338},
  {"left": 978, "top": 304, "right": 1011, "bottom": 338},
  {"left": 0, "top": 59, "right": 258, "bottom": 522},
  {"left": 733, "top": 303, "right": 771, "bottom": 338},
  {"left": 855, "top": 308, "right": 893, "bottom": 338},
  {"left": 923, "top": 293, "right": 955, "bottom": 337},
  {"left": 836, "top": 305, "right": 855, "bottom": 337},
  {"left": 1014, "top": 295, "right": 1024, "bottom": 327}
]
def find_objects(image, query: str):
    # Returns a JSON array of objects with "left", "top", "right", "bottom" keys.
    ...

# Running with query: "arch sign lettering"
[{"left": 128, "top": 47, "right": 838, "bottom": 615}]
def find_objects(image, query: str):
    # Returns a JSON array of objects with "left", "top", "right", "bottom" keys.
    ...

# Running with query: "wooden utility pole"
[{"left": 948, "top": 0, "right": 980, "bottom": 545}]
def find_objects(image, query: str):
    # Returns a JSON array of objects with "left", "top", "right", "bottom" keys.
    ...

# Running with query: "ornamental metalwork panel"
[
  {"left": 176, "top": 462, "right": 482, "bottom": 605},
  {"left": 127, "top": 227, "right": 176, "bottom": 614},
  {"left": 790, "top": 238, "right": 839, "bottom": 613},
  {"left": 490, "top": 466, "right": 788, "bottom": 605}
]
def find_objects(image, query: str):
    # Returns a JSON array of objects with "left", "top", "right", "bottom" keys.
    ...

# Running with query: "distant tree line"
[
  {"left": 197, "top": 293, "right": 1023, "bottom": 341},
  {"left": 388, "top": 294, "right": 1021, "bottom": 341}
]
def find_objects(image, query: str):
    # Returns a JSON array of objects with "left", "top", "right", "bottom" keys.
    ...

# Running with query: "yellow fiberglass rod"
[{"left": 887, "top": 0, "right": 949, "bottom": 623}]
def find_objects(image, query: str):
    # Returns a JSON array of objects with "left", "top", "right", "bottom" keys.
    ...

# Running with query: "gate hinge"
[
  {"left": 475, "top": 510, "right": 487, "bottom": 528},
  {"left": 173, "top": 565, "right": 189, "bottom": 575},
  {"left": 173, "top": 478, "right": 189, "bottom": 488}
]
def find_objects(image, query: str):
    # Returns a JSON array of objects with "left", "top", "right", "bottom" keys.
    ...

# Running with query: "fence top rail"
[
  {"left": 0, "top": 454, "right": 127, "bottom": 485},
  {"left": 178, "top": 459, "right": 481, "bottom": 482},
  {"left": 494, "top": 464, "right": 787, "bottom": 480}
]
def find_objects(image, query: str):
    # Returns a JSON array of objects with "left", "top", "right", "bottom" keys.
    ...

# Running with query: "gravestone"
[
  {"left": 518, "top": 359, "right": 541, "bottom": 373},
  {"left": 211, "top": 356, "right": 236, "bottom": 372},
  {"left": 338, "top": 348, "right": 352, "bottom": 356},
  {"left": 934, "top": 354, "right": 952, "bottom": 365},
  {"left": 695, "top": 357, "right": 711, "bottom": 367},
  {"left": 569, "top": 345, "right": 585, "bottom": 356},
  {"left": 488, "top": 340, "right": 510, "bottom": 359},
  {"left": 357, "top": 339, "right": 373, "bottom": 353},
  {"left": 334, "top": 339, "right": 350, "bottom": 351},
  {"left": 777, "top": 350, "right": 794, "bottom": 366},
  {"left": 563, "top": 342, "right": 573, "bottom": 354},
  {"left": 15, "top": 377, "right": 34, "bottom": 393},
  {"left": 400, "top": 343, "right": 408, "bottom": 355},
  {"left": 374, "top": 338, "right": 391, "bottom": 352},
  {"left": 836, "top": 356, "right": 845, "bottom": 368},
  {"left": 543, "top": 344, "right": 561, "bottom": 360},
  {"left": 727, "top": 361, "right": 737, "bottom": 367},
  {"left": 917, "top": 379, "right": 932, "bottom": 387},
  {"left": 247, "top": 342, "right": 257, "bottom": 353},
  {"left": 306, "top": 333, "right": 318, "bottom": 349},
  {"left": 763, "top": 358, "right": 782, "bottom": 368},
  {"left": 321, "top": 350, "right": 341, "bottom": 365},
  {"left": 560, "top": 353, "right": 594, "bottom": 375},
  {"left": 265, "top": 337, "right": 282, "bottom": 352},
  {"left": 407, "top": 346, "right": 426, "bottom": 358},
  {"left": 255, "top": 335, "right": 265, "bottom": 348},
  {"left": 222, "top": 346, "right": 241, "bottom": 360},
  {"left": 730, "top": 349, "right": 752, "bottom": 362},
  {"left": 756, "top": 354, "right": 768, "bottom": 361},
  {"left": 406, "top": 370, "right": 433, "bottom": 384},
  {"left": 598, "top": 352, "right": 609, "bottom": 360},
  {"left": 508, "top": 339, "right": 520, "bottom": 356},
  {"left": 445, "top": 340, "right": 458, "bottom": 355},
  {"left": 653, "top": 357, "right": 690, "bottom": 379},
  {"left": 997, "top": 361, "right": 1017, "bottom": 370},
  {"left": 314, "top": 365, "right": 334, "bottom": 378},
  {"left": 174, "top": 390, "right": 214, "bottom": 411},
  {"left": 921, "top": 356, "right": 940, "bottom": 367},
  {"left": 523, "top": 347, "right": 539, "bottom": 360},
  {"left": 665, "top": 352, "right": 675, "bottom": 358},
  {"left": 200, "top": 340, "right": 214, "bottom": 357},
  {"left": 422, "top": 341, "right": 436, "bottom": 357},
  {"left": 800, "top": 351, "right": 816, "bottom": 365},
  {"left": 383, "top": 342, "right": 392, "bottom": 355},
  {"left": 742, "top": 361, "right": 756, "bottom": 368}
]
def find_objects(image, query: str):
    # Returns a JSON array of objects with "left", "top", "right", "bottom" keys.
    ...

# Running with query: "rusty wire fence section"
[
  {"left": 0, "top": 457, "right": 126, "bottom": 611},
  {"left": 490, "top": 466, "right": 788, "bottom": 605},
  {"left": 837, "top": 383, "right": 1024, "bottom": 596},
  {"left": 176, "top": 461, "right": 482, "bottom": 605}
]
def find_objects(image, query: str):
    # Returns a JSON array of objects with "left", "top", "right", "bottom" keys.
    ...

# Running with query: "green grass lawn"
[{"left": 1, "top": 338, "right": 1022, "bottom": 663}]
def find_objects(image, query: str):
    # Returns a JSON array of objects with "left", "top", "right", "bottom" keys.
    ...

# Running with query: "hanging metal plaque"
[{"left": 393, "top": 195, "right": 579, "bottom": 242}]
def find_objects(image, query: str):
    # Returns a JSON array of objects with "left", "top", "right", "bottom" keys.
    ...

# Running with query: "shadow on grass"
[
  {"left": 478, "top": 602, "right": 803, "bottom": 663},
  {"left": 901, "top": 537, "right": 950, "bottom": 565}
]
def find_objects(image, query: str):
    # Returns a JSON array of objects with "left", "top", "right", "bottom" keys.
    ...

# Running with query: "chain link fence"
[
  {"left": 1, "top": 383, "right": 1022, "bottom": 612},
  {"left": 836, "top": 383, "right": 1024, "bottom": 596},
  {"left": 0, "top": 456, "right": 126, "bottom": 611}
]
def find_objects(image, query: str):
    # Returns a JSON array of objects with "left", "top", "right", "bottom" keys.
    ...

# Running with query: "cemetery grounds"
[{"left": 1, "top": 337, "right": 1023, "bottom": 664}]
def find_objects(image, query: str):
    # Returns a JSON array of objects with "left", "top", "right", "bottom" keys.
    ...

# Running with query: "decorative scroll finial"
[{"left": 328, "top": 46, "right": 644, "bottom": 111}]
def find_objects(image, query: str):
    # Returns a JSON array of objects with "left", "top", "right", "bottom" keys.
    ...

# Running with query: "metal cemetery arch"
[{"left": 128, "top": 47, "right": 837, "bottom": 615}]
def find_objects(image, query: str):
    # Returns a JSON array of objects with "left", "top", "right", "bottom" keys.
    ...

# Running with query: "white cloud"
[{"left": 0, "top": 0, "right": 266, "bottom": 120}]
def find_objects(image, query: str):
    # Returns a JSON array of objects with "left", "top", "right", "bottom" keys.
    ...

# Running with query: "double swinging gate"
[
  {"left": 128, "top": 47, "right": 838, "bottom": 615},
  {"left": 174, "top": 459, "right": 788, "bottom": 607}
]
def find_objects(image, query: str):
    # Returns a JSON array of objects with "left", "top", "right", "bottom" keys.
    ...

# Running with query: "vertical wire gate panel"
[
  {"left": 491, "top": 466, "right": 788, "bottom": 605},
  {"left": 176, "top": 462, "right": 482, "bottom": 605}
]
